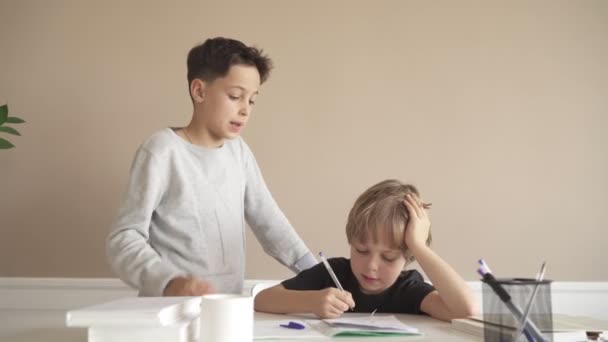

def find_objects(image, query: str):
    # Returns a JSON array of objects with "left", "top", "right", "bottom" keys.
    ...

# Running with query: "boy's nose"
[
  {"left": 366, "top": 257, "right": 379, "bottom": 272},
  {"left": 239, "top": 103, "right": 252, "bottom": 116}
]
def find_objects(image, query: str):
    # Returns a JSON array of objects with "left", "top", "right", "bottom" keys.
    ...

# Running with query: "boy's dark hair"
[{"left": 187, "top": 37, "right": 273, "bottom": 87}]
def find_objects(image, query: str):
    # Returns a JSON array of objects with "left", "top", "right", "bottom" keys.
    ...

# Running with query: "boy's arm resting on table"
[
  {"left": 106, "top": 147, "right": 182, "bottom": 296},
  {"left": 254, "top": 284, "right": 354, "bottom": 319},
  {"left": 415, "top": 245, "right": 479, "bottom": 321},
  {"left": 241, "top": 140, "right": 316, "bottom": 272},
  {"left": 254, "top": 284, "right": 315, "bottom": 314}
]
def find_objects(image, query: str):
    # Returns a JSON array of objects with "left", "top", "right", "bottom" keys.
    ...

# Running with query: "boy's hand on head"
[
  {"left": 163, "top": 276, "right": 215, "bottom": 296},
  {"left": 312, "top": 288, "right": 355, "bottom": 319},
  {"left": 403, "top": 193, "right": 431, "bottom": 251}
]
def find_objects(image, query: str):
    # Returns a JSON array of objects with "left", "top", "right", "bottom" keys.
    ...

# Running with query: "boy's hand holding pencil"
[
  {"left": 317, "top": 251, "right": 356, "bottom": 318},
  {"left": 311, "top": 287, "right": 355, "bottom": 319}
]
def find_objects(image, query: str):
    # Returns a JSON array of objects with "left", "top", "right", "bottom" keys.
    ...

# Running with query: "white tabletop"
[{"left": 0, "top": 309, "right": 480, "bottom": 342}]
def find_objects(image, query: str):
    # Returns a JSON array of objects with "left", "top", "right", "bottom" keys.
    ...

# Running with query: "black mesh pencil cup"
[{"left": 482, "top": 278, "right": 553, "bottom": 342}]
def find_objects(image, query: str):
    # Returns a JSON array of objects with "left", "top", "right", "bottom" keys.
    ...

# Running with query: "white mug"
[{"left": 199, "top": 294, "right": 253, "bottom": 342}]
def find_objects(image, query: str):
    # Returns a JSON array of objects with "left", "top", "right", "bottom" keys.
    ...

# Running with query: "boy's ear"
[{"left": 190, "top": 79, "right": 206, "bottom": 103}]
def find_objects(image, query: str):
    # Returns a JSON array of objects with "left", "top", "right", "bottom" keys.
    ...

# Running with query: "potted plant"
[{"left": 0, "top": 103, "right": 26, "bottom": 149}]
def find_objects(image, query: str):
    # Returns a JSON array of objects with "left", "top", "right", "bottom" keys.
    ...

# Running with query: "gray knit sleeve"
[
  {"left": 240, "top": 139, "right": 316, "bottom": 273},
  {"left": 106, "top": 147, "right": 182, "bottom": 296}
]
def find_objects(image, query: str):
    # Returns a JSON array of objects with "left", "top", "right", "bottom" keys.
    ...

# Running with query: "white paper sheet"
[{"left": 325, "top": 315, "right": 419, "bottom": 332}]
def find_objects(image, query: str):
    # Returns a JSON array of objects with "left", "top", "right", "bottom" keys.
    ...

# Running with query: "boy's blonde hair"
[{"left": 345, "top": 179, "right": 432, "bottom": 263}]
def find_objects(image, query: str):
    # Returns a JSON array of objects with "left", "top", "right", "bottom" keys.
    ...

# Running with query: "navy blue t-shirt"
[{"left": 281, "top": 257, "right": 435, "bottom": 314}]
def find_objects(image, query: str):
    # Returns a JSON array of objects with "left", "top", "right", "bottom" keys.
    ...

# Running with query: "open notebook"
[{"left": 309, "top": 315, "right": 422, "bottom": 337}]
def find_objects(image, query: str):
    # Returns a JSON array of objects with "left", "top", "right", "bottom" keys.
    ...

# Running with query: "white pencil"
[{"left": 318, "top": 252, "right": 345, "bottom": 291}]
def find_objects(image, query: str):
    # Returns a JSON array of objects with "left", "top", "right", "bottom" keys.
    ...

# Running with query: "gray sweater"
[{"left": 107, "top": 128, "right": 316, "bottom": 296}]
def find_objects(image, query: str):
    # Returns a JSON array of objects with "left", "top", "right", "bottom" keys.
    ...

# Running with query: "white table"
[{"left": 0, "top": 309, "right": 480, "bottom": 342}]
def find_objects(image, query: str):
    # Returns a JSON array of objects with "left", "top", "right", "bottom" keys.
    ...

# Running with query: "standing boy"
[{"left": 107, "top": 37, "right": 317, "bottom": 296}]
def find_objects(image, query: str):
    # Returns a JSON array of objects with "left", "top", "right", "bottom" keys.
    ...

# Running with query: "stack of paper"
[
  {"left": 66, "top": 296, "right": 202, "bottom": 342},
  {"left": 450, "top": 317, "right": 487, "bottom": 336},
  {"left": 309, "top": 315, "right": 422, "bottom": 337}
]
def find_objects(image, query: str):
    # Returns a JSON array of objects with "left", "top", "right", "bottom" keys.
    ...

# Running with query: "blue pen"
[
  {"left": 280, "top": 321, "right": 305, "bottom": 330},
  {"left": 478, "top": 259, "right": 545, "bottom": 342}
]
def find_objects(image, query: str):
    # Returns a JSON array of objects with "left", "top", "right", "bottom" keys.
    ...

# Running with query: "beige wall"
[{"left": 1, "top": 0, "right": 607, "bottom": 282}]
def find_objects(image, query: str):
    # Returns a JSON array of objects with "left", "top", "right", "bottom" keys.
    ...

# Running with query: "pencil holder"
[{"left": 482, "top": 278, "right": 553, "bottom": 342}]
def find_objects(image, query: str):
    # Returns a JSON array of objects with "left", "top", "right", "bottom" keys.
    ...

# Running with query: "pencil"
[{"left": 318, "top": 252, "right": 344, "bottom": 291}]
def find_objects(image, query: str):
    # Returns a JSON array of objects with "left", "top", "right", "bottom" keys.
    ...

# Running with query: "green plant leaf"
[
  {"left": 0, "top": 137, "right": 15, "bottom": 149},
  {"left": 6, "top": 117, "right": 25, "bottom": 124},
  {"left": 0, "top": 126, "right": 20, "bottom": 136},
  {"left": 0, "top": 104, "right": 7, "bottom": 125}
]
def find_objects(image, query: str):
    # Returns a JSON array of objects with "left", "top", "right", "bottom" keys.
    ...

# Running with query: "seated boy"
[{"left": 254, "top": 179, "right": 478, "bottom": 321}]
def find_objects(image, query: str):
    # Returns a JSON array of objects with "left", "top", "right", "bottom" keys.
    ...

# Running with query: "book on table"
[{"left": 450, "top": 314, "right": 607, "bottom": 341}]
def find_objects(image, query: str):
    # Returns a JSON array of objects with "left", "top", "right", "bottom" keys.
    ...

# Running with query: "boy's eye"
[
  {"left": 228, "top": 94, "right": 240, "bottom": 100},
  {"left": 382, "top": 256, "right": 398, "bottom": 262},
  {"left": 355, "top": 248, "right": 369, "bottom": 255},
  {"left": 249, "top": 100, "right": 256, "bottom": 106}
]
